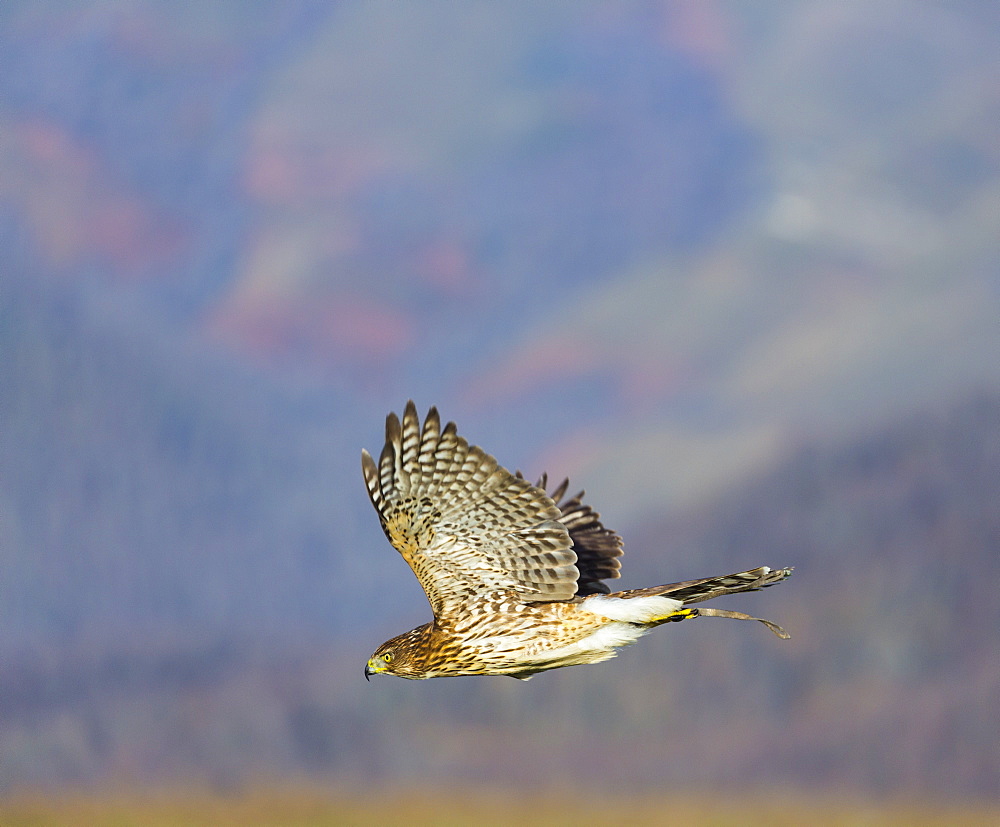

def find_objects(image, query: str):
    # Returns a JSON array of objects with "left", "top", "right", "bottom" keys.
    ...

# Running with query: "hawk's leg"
[{"left": 696, "top": 607, "right": 790, "bottom": 639}]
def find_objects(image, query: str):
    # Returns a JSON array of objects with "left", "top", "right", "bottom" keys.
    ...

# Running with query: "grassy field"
[{"left": 1, "top": 787, "right": 998, "bottom": 827}]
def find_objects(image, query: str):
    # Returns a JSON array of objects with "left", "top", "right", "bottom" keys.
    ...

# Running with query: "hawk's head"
[{"left": 365, "top": 625, "right": 430, "bottom": 680}]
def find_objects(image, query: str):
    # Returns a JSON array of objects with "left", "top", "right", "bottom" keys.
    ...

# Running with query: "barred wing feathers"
[{"left": 361, "top": 402, "right": 580, "bottom": 618}]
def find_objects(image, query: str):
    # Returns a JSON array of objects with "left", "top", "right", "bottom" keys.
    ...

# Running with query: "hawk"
[{"left": 363, "top": 402, "right": 791, "bottom": 681}]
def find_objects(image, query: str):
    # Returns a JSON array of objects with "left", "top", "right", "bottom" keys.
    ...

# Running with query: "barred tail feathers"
[
  {"left": 616, "top": 566, "right": 793, "bottom": 604},
  {"left": 604, "top": 566, "right": 793, "bottom": 639}
]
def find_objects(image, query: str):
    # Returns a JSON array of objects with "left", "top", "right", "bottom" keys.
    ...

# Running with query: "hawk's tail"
[{"left": 613, "top": 566, "right": 793, "bottom": 638}]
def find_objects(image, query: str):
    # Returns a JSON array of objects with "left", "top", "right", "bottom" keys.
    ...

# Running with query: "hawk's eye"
[{"left": 383, "top": 652, "right": 393, "bottom": 663}]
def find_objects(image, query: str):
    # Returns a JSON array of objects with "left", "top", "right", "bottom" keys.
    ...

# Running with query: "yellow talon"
[{"left": 660, "top": 607, "right": 698, "bottom": 623}]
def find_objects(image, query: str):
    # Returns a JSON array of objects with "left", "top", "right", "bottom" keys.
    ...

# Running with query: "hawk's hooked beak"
[{"left": 365, "top": 661, "right": 373, "bottom": 681}]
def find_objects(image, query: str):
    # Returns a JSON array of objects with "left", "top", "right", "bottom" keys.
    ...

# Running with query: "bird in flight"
[{"left": 363, "top": 402, "right": 791, "bottom": 681}]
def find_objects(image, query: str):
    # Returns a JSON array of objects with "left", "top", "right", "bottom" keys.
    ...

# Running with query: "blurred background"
[{"left": 2, "top": 0, "right": 999, "bottom": 817}]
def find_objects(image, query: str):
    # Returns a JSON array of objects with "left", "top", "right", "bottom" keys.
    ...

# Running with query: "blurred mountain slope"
[
  {"left": 463, "top": 1, "right": 1000, "bottom": 519},
  {"left": 0, "top": 276, "right": 376, "bottom": 648}
]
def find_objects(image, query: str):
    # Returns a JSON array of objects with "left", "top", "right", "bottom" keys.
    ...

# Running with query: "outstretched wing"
[
  {"left": 526, "top": 474, "right": 623, "bottom": 596},
  {"left": 361, "top": 402, "right": 580, "bottom": 619}
]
